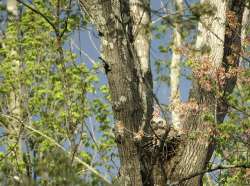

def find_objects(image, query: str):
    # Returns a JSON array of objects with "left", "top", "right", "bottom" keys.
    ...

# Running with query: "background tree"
[{"left": 0, "top": 0, "right": 114, "bottom": 185}]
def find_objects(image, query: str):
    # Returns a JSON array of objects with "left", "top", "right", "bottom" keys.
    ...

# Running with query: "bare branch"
[
  {"left": 170, "top": 163, "right": 250, "bottom": 186},
  {"left": 70, "top": 39, "right": 97, "bottom": 65}
]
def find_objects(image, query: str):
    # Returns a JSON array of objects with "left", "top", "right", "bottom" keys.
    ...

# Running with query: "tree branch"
[
  {"left": 170, "top": 163, "right": 250, "bottom": 186},
  {"left": 59, "top": 0, "right": 72, "bottom": 38},
  {"left": 16, "top": 0, "right": 58, "bottom": 34}
]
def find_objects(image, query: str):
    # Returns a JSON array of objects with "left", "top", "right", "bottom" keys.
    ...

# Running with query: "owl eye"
[
  {"left": 150, "top": 121, "right": 156, "bottom": 125},
  {"left": 158, "top": 121, "right": 163, "bottom": 125}
]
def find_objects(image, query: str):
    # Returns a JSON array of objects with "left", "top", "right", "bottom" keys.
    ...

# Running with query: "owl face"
[
  {"left": 149, "top": 116, "right": 170, "bottom": 147},
  {"left": 150, "top": 117, "right": 166, "bottom": 130}
]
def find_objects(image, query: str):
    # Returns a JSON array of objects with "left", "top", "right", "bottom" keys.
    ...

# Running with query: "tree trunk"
[
  {"left": 5, "top": 1, "right": 34, "bottom": 183},
  {"left": 164, "top": 0, "right": 246, "bottom": 185},
  {"left": 80, "top": 0, "right": 246, "bottom": 185},
  {"left": 170, "top": 0, "right": 183, "bottom": 131},
  {"left": 80, "top": 1, "right": 154, "bottom": 185}
]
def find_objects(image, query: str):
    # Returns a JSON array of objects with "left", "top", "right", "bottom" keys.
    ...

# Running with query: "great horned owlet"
[{"left": 150, "top": 105, "right": 170, "bottom": 146}]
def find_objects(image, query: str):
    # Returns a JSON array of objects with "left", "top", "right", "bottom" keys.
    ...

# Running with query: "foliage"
[{"left": 0, "top": 0, "right": 115, "bottom": 185}]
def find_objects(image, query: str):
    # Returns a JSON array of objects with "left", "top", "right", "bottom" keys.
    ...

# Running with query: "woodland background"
[{"left": 0, "top": 0, "right": 249, "bottom": 185}]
